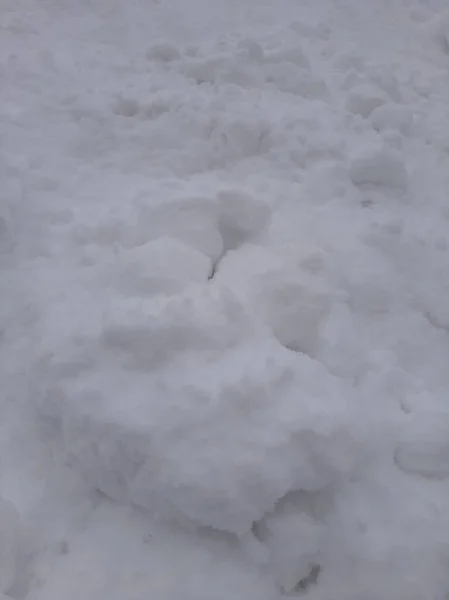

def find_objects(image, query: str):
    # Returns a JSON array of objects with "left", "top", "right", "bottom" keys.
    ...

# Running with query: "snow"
[
  {"left": 2, "top": 0, "right": 449, "bottom": 598},
  {"left": 370, "top": 104, "right": 414, "bottom": 134},
  {"left": 215, "top": 244, "right": 333, "bottom": 355},
  {"left": 37, "top": 283, "right": 361, "bottom": 534},
  {"left": 217, "top": 189, "right": 271, "bottom": 251},
  {"left": 346, "top": 84, "right": 387, "bottom": 118},
  {"left": 349, "top": 145, "right": 408, "bottom": 190},
  {"left": 394, "top": 411, "right": 449, "bottom": 479},
  {"left": 0, "top": 500, "right": 22, "bottom": 594}
]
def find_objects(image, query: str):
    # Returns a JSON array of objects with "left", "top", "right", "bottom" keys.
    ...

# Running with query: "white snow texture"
[{"left": 3, "top": 0, "right": 449, "bottom": 599}]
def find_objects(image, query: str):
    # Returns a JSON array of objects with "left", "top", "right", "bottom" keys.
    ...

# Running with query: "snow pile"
[
  {"left": 37, "top": 282, "right": 360, "bottom": 535},
  {"left": 3, "top": 0, "right": 449, "bottom": 598}
]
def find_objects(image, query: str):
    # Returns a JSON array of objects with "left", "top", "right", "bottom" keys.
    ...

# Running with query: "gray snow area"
[{"left": 2, "top": 0, "right": 449, "bottom": 598}]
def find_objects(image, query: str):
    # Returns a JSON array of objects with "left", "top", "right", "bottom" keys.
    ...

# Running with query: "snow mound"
[{"left": 37, "top": 283, "right": 360, "bottom": 535}]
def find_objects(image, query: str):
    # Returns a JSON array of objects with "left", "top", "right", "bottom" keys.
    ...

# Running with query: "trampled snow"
[{"left": 2, "top": 0, "right": 449, "bottom": 598}]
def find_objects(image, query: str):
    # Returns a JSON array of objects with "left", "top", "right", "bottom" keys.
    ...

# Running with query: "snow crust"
[{"left": 3, "top": 0, "right": 449, "bottom": 598}]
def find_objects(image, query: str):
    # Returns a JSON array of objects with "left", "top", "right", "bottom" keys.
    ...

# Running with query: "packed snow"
[{"left": 2, "top": 0, "right": 449, "bottom": 598}]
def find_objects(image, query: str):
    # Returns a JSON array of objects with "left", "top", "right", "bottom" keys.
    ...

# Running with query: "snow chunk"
[
  {"left": 409, "top": 7, "right": 430, "bottom": 23},
  {"left": 217, "top": 190, "right": 271, "bottom": 250},
  {"left": 346, "top": 85, "right": 387, "bottom": 118},
  {"left": 209, "top": 114, "right": 270, "bottom": 162},
  {"left": 0, "top": 499, "right": 21, "bottom": 593},
  {"left": 349, "top": 147, "right": 407, "bottom": 190},
  {"left": 368, "top": 66, "right": 402, "bottom": 102},
  {"left": 184, "top": 54, "right": 258, "bottom": 87},
  {"left": 138, "top": 196, "right": 223, "bottom": 262},
  {"left": 289, "top": 70, "right": 328, "bottom": 99},
  {"left": 370, "top": 104, "right": 413, "bottom": 134},
  {"left": 395, "top": 412, "right": 449, "bottom": 479},
  {"left": 257, "top": 511, "right": 323, "bottom": 594},
  {"left": 238, "top": 38, "right": 264, "bottom": 62},
  {"left": 264, "top": 45, "right": 310, "bottom": 68},
  {"left": 331, "top": 51, "right": 364, "bottom": 72},
  {"left": 216, "top": 245, "right": 332, "bottom": 356},
  {"left": 102, "top": 237, "right": 211, "bottom": 296},
  {"left": 381, "top": 130, "right": 403, "bottom": 151},
  {"left": 38, "top": 285, "right": 359, "bottom": 535},
  {"left": 316, "top": 302, "right": 366, "bottom": 379},
  {"left": 146, "top": 42, "right": 181, "bottom": 62},
  {"left": 258, "top": 272, "right": 331, "bottom": 355},
  {"left": 112, "top": 97, "right": 140, "bottom": 118},
  {"left": 98, "top": 284, "right": 254, "bottom": 370}
]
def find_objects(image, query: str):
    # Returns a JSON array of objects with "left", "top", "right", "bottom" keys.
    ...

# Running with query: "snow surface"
[{"left": 2, "top": 0, "right": 449, "bottom": 598}]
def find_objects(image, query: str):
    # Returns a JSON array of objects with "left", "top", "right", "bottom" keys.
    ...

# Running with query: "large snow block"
[{"left": 38, "top": 284, "right": 360, "bottom": 535}]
